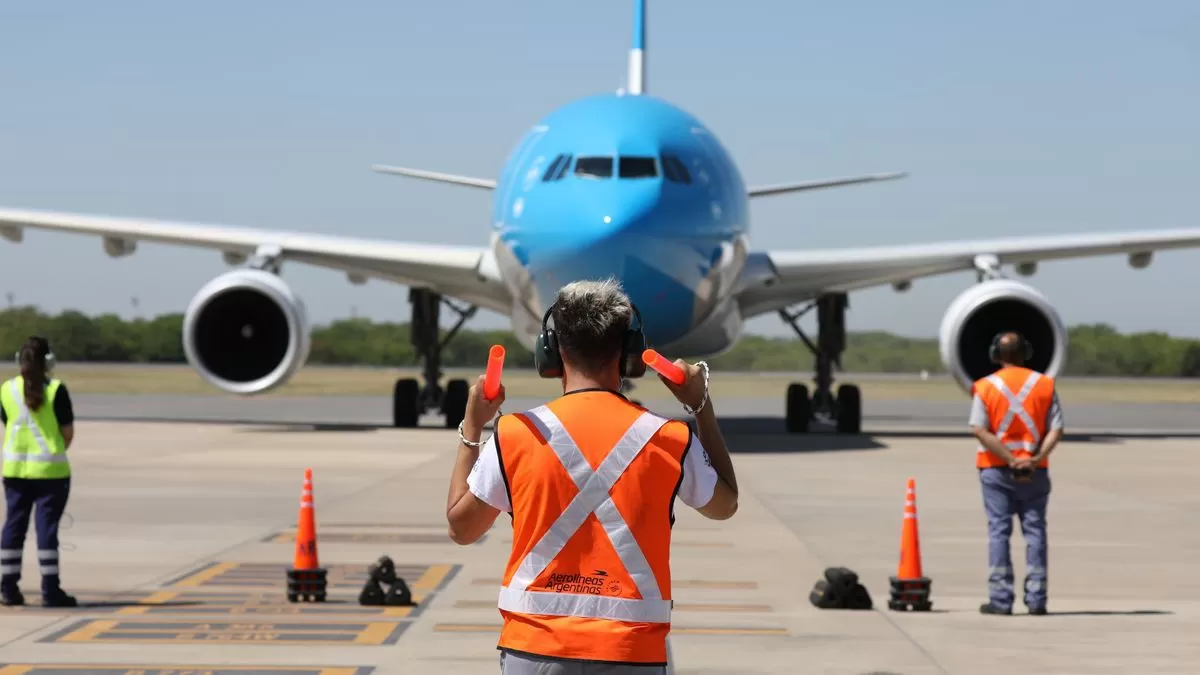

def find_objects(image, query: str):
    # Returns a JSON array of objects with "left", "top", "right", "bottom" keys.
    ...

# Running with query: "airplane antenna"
[{"left": 628, "top": 0, "right": 646, "bottom": 95}]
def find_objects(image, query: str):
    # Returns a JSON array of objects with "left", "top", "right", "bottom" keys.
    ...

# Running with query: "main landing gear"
[
  {"left": 779, "top": 293, "right": 862, "bottom": 434},
  {"left": 393, "top": 289, "right": 477, "bottom": 429}
]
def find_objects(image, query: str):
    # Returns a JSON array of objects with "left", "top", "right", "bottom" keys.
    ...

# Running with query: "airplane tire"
[
  {"left": 786, "top": 383, "right": 810, "bottom": 433},
  {"left": 836, "top": 384, "right": 862, "bottom": 434},
  {"left": 393, "top": 378, "right": 420, "bottom": 428},
  {"left": 443, "top": 379, "right": 469, "bottom": 429}
]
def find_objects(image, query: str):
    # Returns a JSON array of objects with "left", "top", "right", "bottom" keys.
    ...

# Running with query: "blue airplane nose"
[
  {"left": 513, "top": 181, "right": 663, "bottom": 264},
  {"left": 582, "top": 183, "right": 660, "bottom": 237}
]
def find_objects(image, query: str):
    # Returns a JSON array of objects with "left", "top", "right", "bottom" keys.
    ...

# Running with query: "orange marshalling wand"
[
  {"left": 887, "top": 477, "right": 933, "bottom": 611},
  {"left": 484, "top": 344, "right": 505, "bottom": 400},
  {"left": 642, "top": 349, "right": 685, "bottom": 385}
]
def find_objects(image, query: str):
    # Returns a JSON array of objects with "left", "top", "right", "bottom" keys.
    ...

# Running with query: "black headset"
[
  {"left": 533, "top": 302, "right": 648, "bottom": 379},
  {"left": 989, "top": 332, "right": 1033, "bottom": 365}
]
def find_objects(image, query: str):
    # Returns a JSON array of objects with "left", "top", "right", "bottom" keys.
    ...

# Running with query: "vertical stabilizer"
[{"left": 628, "top": 0, "right": 646, "bottom": 95}]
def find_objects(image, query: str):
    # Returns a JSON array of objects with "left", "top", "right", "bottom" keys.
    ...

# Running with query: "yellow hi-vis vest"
[{"left": 0, "top": 376, "right": 70, "bottom": 479}]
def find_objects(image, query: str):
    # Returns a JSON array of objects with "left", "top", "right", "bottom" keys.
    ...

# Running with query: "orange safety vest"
[
  {"left": 972, "top": 366, "right": 1056, "bottom": 469},
  {"left": 493, "top": 391, "right": 691, "bottom": 666}
]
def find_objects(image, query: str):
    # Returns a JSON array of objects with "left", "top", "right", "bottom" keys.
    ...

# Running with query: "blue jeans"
[{"left": 980, "top": 467, "right": 1050, "bottom": 610}]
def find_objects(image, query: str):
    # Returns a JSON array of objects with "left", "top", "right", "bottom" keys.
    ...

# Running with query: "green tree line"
[{"left": 2, "top": 306, "right": 1199, "bottom": 376}]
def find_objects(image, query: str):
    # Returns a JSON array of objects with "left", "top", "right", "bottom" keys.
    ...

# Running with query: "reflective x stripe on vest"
[
  {"left": 2, "top": 378, "right": 68, "bottom": 478},
  {"left": 497, "top": 404, "right": 673, "bottom": 624},
  {"left": 979, "top": 370, "right": 1042, "bottom": 457}
]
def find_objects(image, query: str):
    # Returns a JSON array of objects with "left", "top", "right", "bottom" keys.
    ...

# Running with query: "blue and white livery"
[{"left": 4, "top": 0, "right": 1200, "bottom": 433}]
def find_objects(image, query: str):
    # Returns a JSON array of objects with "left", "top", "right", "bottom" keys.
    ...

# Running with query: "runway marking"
[
  {"left": 432, "top": 623, "right": 787, "bottom": 636},
  {"left": 469, "top": 577, "right": 757, "bottom": 590},
  {"left": 451, "top": 599, "right": 771, "bottom": 613},
  {"left": 263, "top": 531, "right": 483, "bottom": 545},
  {"left": 166, "top": 562, "right": 241, "bottom": 588},
  {"left": 0, "top": 662, "right": 372, "bottom": 667},
  {"left": 163, "top": 562, "right": 460, "bottom": 593},
  {"left": 40, "top": 619, "right": 409, "bottom": 645},
  {"left": 114, "top": 590, "right": 426, "bottom": 618}
]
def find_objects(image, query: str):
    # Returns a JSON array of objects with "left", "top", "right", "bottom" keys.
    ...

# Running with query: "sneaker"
[
  {"left": 1028, "top": 606, "right": 1047, "bottom": 616},
  {"left": 979, "top": 602, "right": 1012, "bottom": 615}
]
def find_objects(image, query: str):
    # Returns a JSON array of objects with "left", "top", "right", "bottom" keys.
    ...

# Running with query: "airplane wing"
[
  {"left": 735, "top": 228, "right": 1200, "bottom": 318},
  {"left": 0, "top": 207, "right": 511, "bottom": 313}
]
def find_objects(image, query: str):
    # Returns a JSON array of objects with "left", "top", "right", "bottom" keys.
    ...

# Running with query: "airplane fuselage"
[{"left": 489, "top": 92, "right": 752, "bottom": 356}]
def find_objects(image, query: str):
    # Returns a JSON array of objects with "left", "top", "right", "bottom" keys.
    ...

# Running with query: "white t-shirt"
[{"left": 467, "top": 421, "right": 719, "bottom": 514}]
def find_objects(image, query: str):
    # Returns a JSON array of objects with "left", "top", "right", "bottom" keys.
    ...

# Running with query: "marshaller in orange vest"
[
  {"left": 969, "top": 331, "right": 1064, "bottom": 617},
  {"left": 444, "top": 278, "right": 739, "bottom": 673}
]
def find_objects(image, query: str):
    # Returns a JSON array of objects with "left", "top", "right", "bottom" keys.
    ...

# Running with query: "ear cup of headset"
[
  {"left": 534, "top": 329, "right": 562, "bottom": 379},
  {"left": 622, "top": 329, "right": 648, "bottom": 378}
]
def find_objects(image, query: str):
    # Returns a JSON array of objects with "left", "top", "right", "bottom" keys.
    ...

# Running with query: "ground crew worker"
[
  {"left": 0, "top": 336, "right": 77, "bottom": 607},
  {"left": 445, "top": 278, "right": 739, "bottom": 673},
  {"left": 969, "top": 331, "right": 1063, "bottom": 616}
]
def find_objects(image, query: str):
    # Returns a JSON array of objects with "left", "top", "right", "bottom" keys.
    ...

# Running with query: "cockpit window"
[
  {"left": 619, "top": 156, "right": 658, "bottom": 179},
  {"left": 574, "top": 156, "right": 614, "bottom": 179},
  {"left": 661, "top": 154, "right": 692, "bottom": 184},
  {"left": 542, "top": 154, "right": 567, "bottom": 181}
]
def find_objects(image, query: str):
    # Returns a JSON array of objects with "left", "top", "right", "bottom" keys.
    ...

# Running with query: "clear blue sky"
[{"left": 2, "top": 0, "right": 1198, "bottom": 338}]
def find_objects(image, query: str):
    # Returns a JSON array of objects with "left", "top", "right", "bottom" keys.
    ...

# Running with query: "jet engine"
[
  {"left": 182, "top": 269, "right": 311, "bottom": 395},
  {"left": 938, "top": 279, "right": 1067, "bottom": 392}
]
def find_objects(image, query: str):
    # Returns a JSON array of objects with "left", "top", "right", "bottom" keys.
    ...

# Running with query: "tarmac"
[{"left": 0, "top": 392, "right": 1196, "bottom": 673}]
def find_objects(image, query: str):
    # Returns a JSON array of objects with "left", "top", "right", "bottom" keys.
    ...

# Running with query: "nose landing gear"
[
  {"left": 392, "top": 289, "right": 477, "bottom": 429},
  {"left": 780, "top": 293, "right": 862, "bottom": 434}
]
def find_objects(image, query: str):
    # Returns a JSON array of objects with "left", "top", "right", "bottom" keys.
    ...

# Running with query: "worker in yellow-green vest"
[{"left": 0, "top": 336, "right": 76, "bottom": 607}]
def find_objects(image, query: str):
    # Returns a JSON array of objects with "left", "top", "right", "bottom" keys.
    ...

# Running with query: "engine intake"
[
  {"left": 938, "top": 279, "right": 1067, "bottom": 392},
  {"left": 182, "top": 269, "right": 311, "bottom": 395}
]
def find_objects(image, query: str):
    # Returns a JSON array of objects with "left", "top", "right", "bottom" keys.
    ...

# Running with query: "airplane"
[{"left": 3, "top": 0, "right": 1200, "bottom": 434}]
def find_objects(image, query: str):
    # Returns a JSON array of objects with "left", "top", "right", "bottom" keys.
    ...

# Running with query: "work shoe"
[
  {"left": 42, "top": 589, "right": 77, "bottom": 608},
  {"left": 1028, "top": 606, "right": 1047, "bottom": 616},
  {"left": 0, "top": 588, "right": 23, "bottom": 607},
  {"left": 979, "top": 602, "right": 1012, "bottom": 615}
]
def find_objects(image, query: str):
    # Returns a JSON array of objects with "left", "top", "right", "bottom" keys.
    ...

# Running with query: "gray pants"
[
  {"left": 980, "top": 467, "right": 1051, "bottom": 610},
  {"left": 500, "top": 650, "right": 668, "bottom": 674}
]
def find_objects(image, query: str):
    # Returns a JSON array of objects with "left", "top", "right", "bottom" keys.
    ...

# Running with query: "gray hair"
[{"left": 551, "top": 277, "right": 634, "bottom": 375}]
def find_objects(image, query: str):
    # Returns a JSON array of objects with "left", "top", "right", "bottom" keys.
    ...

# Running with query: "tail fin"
[{"left": 627, "top": 0, "right": 646, "bottom": 95}]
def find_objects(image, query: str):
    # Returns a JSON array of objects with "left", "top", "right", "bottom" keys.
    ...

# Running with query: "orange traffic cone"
[
  {"left": 888, "top": 477, "right": 933, "bottom": 611},
  {"left": 286, "top": 467, "right": 327, "bottom": 603}
]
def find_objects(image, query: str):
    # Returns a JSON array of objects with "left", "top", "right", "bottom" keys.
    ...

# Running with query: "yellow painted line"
[
  {"left": 0, "top": 667, "right": 33, "bottom": 675},
  {"left": 432, "top": 623, "right": 786, "bottom": 636},
  {"left": 115, "top": 590, "right": 180, "bottom": 615},
  {"left": 171, "top": 561, "right": 241, "bottom": 588},
  {"left": 57, "top": 619, "right": 119, "bottom": 642},
  {"left": 353, "top": 621, "right": 403, "bottom": 645},
  {"left": 413, "top": 564, "right": 454, "bottom": 590}
]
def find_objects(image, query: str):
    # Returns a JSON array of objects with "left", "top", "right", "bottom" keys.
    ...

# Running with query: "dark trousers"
[{"left": 1, "top": 477, "right": 70, "bottom": 594}]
